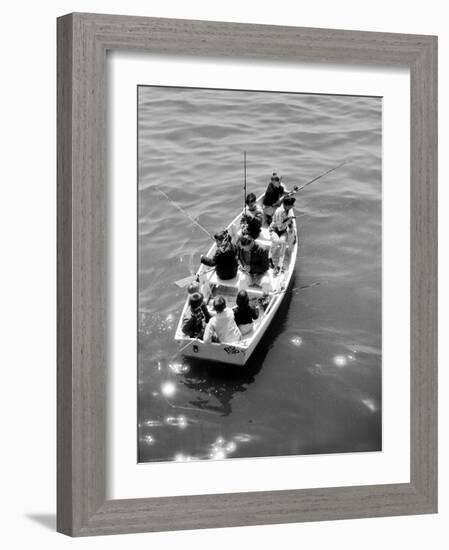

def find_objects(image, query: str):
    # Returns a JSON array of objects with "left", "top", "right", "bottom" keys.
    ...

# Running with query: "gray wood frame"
[{"left": 57, "top": 12, "right": 437, "bottom": 537}]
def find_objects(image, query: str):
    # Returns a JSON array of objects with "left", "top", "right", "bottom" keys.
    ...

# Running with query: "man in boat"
[
  {"left": 181, "top": 292, "right": 211, "bottom": 339},
  {"left": 237, "top": 235, "right": 272, "bottom": 295},
  {"left": 240, "top": 192, "right": 263, "bottom": 239},
  {"left": 269, "top": 196, "right": 296, "bottom": 275},
  {"left": 262, "top": 173, "right": 287, "bottom": 225},
  {"left": 200, "top": 230, "right": 238, "bottom": 281},
  {"left": 203, "top": 296, "right": 241, "bottom": 344}
]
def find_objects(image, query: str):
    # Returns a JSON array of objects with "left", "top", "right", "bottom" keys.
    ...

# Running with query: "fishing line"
[
  {"left": 154, "top": 187, "right": 215, "bottom": 240},
  {"left": 296, "top": 160, "right": 348, "bottom": 193}
]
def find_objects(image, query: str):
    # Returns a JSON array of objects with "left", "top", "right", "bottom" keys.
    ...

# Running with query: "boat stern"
[{"left": 174, "top": 337, "right": 249, "bottom": 366}]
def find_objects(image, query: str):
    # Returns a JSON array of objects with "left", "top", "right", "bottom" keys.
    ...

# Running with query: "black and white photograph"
[
  {"left": 2, "top": 0, "right": 440, "bottom": 544},
  {"left": 137, "top": 85, "right": 382, "bottom": 463}
]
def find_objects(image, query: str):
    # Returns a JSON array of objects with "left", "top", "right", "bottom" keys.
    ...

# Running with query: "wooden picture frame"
[{"left": 57, "top": 12, "right": 437, "bottom": 536}]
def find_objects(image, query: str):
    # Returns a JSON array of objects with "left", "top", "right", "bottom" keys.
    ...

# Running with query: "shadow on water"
[{"left": 177, "top": 275, "right": 297, "bottom": 417}]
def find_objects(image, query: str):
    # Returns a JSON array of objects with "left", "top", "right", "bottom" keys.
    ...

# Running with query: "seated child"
[
  {"left": 187, "top": 280, "right": 212, "bottom": 319},
  {"left": 233, "top": 290, "right": 259, "bottom": 335},
  {"left": 181, "top": 292, "right": 211, "bottom": 339},
  {"left": 203, "top": 296, "right": 241, "bottom": 344}
]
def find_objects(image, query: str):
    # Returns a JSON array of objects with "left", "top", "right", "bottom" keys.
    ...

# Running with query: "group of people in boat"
[
  {"left": 182, "top": 282, "right": 258, "bottom": 344},
  {"left": 181, "top": 171, "right": 297, "bottom": 344}
]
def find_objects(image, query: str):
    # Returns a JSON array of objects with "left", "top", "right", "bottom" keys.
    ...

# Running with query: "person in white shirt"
[
  {"left": 203, "top": 296, "right": 242, "bottom": 344},
  {"left": 269, "top": 196, "right": 296, "bottom": 274}
]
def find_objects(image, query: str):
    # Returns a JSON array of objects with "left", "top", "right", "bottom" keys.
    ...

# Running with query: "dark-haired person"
[
  {"left": 187, "top": 280, "right": 213, "bottom": 320},
  {"left": 203, "top": 296, "right": 241, "bottom": 344},
  {"left": 233, "top": 290, "right": 259, "bottom": 336},
  {"left": 186, "top": 279, "right": 201, "bottom": 295},
  {"left": 200, "top": 230, "right": 238, "bottom": 281},
  {"left": 262, "top": 172, "right": 287, "bottom": 225},
  {"left": 240, "top": 193, "right": 263, "bottom": 239},
  {"left": 181, "top": 292, "right": 211, "bottom": 339},
  {"left": 237, "top": 235, "right": 272, "bottom": 295},
  {"left": 269, "top": 196, "right": 296, "bottom": 274}
]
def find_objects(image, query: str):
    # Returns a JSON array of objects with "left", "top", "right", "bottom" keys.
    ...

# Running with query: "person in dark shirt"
[
  {"left": 200, "top": 230, "right": 238, "bottom": 280},
  {"left": 233, "top": 290, "right": 259, "bottom": 336},
  {"left": 237, "top": 235, "right": 272, "bottom": 295},
  {"left": 240, "top": 193, "right": 263, "bottom": 239},
  {"left": 262, "top": 173, "right": 286, "bottom": 225},
  {"left": 187, "top": 280, "right": 212, "bottom": 321},
  {"left": 181, "top": 292, "right": 211, "bottom": 339}
]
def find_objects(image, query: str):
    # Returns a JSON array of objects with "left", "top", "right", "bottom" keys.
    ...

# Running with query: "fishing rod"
[
  {"left": 154, "top": 188, "right": 215, "bottom": 240},
  {"left": 271, "top": 281, "right": 323, "bottom": 297},
  {"left": 295, "top": 161, "right": 347, "bottom": 193},
  {"left": 273, "top": 161, "right": 346, "bottom": 207},
  {"left": 243, "top": 151, "right": 247, "bottom": 218},
  {"left": 249, "top": 282, "right": 323, "bottom": 309}
]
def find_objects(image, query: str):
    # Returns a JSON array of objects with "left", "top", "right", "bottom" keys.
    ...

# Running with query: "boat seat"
[
  {"left": 208, "top": 272, "right": 239, "bottom": 289},
  {"left": 209, "top": 266, "right": 282, "bottom": 295},
  {"left": 208, "top": 272, "right": 274, "bottom": 297}
]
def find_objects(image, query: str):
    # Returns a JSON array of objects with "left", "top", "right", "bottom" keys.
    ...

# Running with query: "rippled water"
[{"left": 138, "top": 85, "right": 382, "bottom": 462}]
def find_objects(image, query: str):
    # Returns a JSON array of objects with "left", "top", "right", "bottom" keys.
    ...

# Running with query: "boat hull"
[
  {"left": 176, "top": 339, "right": 249, "bottom": 366},
  {"left": 174, "top": 194, "right": 298, "bottom": 366}
]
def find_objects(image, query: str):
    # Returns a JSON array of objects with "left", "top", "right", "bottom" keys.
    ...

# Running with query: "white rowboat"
[{"left": 174, "top": 194, "right": 298, "bottom": 366}]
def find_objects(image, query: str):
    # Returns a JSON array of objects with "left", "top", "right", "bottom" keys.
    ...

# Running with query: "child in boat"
[
  {"left": 200, "top": 230, "right": 238, "bottom": 281},
  {"left": 203, "top": 296, "right": 241, "bottom": 344},
  {"left": 262, "top": 173, "right": 287, "bottom": 225},
  {"left": 237, "top": 235, "right": 272, "bottom": 295},
  {"left": 181, "top": 292, "right": 211, "bottom": 339},
  {"left": 269, "top": 196, "right": 296, "bottom": 274},
  {"left": 187, "top": 280, "right": 213, "bottom": 319},
  {"left": 233, "top": 290, "right": 259, "bottom": 336},
  {"left": 240, "top": 193, "right": 263, "bottom": 239}
]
